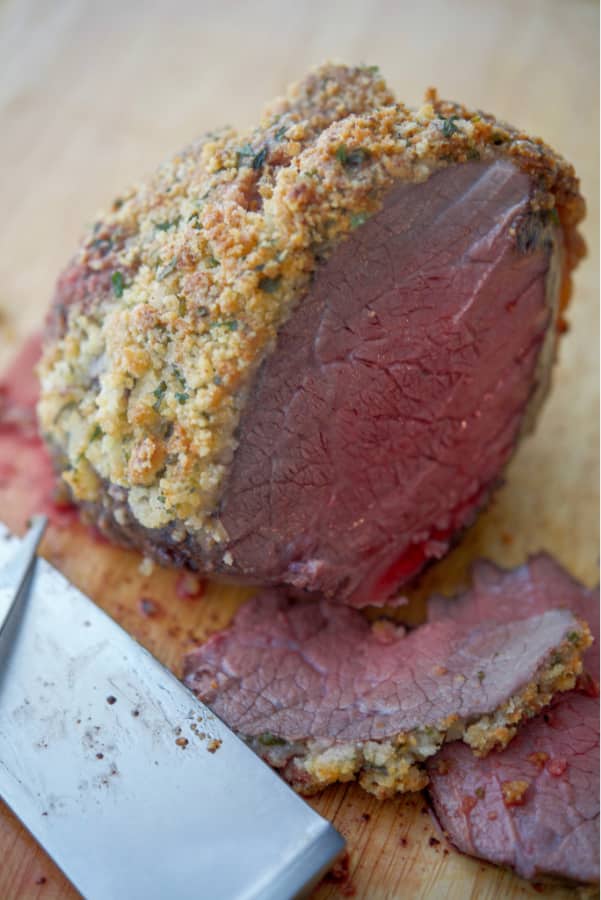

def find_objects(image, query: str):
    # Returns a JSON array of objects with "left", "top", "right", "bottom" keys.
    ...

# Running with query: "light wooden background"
[{"left": 0, "top": 0, "right": 598, "bottom": 897}]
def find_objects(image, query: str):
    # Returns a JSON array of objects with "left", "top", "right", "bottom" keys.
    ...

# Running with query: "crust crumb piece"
[
  {"left": 501, "top": 779, "right": 529, "bottom": 807},
  {"left": 527, "top": 751, "right": 549, "bottom": 770},
  {"left": 139, "top": 556, "right": 155, "bottom": 577}
]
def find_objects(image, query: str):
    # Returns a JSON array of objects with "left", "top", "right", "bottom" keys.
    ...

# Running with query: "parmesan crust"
[{"left": 38, "top": 63, "right": 585, "bottom": 543}]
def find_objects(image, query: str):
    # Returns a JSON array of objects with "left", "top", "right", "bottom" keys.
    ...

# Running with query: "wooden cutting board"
[{"left": 0, "top": 1, "right": 598, "bottom": 897}]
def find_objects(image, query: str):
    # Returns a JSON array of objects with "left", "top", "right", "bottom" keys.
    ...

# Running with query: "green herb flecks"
[
  {"left": 350, "top": 212, "right": 368, "bottom": 230},
  {"left": 274, "top": 126, "right": 287, "bottom": 141},
  {"left": 336, "top": 144, "right": 370, "bottom": 167},
  {"left": 89, "top": 424, "right": 103, "bottom": 442},
  {"left": 259, "top": 276, "right": 281, "bottom": 294},
  {"left": 207, "top": 255, "right": 220, "bottom": 269},
  {"left": 252, "top": 146, "right": 268, "bottom": 170},
  {"left": 258, "top": 733, "right": 287, "bottom": 747},
  {"left": 346, "top": 147, "right": 370, "bottom": 166},
  {"left": 550, "top": 208, "right": 560, "bottom": 226},
  {"left": 439, "top": 115, "right": 459, "bottom": 138},
  {"left": 111, "top": 271, "right": 125, "bottom": 298},
  {"left": 236, "top": 143, "right": 255, "bottom": 167},
  {"left": 153, "top": 381, "right": 167, "bottom": 411},
  {"left": 155, "top": 216, "right": 181, "bottom": 232},
  {"left": 475, "top": 787, "right": 485, "bottom": 799},
  {"left": 156, "top": 257, "right": 178, "bottom": 281},
  {"left": 175, "top": 392, "right": 190, "bottom": 405},
  {"left": 336, "top": 144, "right": 348, "bottom": 164},
  {"left": 173, "top": 366, "right": 187, "bottom": 387},
  {"left": 92, "top": 237, "right": 113, "bottom": 252},
  {"left": 477, "top": 670, "right": 485, "bottom": 683},
  {"left": 567, "top": 631, "right": 581, "bottom": 644}
]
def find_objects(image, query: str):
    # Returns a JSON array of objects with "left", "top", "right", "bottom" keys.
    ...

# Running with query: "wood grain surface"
[{"left": 0, "top": 0, "right": 598, "bottom": 897}]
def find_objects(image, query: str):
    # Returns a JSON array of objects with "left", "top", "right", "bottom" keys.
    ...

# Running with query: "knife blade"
[
  {"left": 0, "top": 515, "right": 47, "bottom": 635},
  {"left": 0, "top": 521, "right": 344, "bottom": 899}
]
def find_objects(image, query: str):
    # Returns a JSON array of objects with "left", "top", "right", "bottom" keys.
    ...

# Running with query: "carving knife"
[{"left": 0, "top": 517, "right": 344, "bottom": 899}]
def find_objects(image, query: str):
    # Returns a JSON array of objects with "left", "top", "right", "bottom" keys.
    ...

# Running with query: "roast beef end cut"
[
  {"left": 426, "top": 556, "right": 599, "bottom": 884},
  {"left": 217, "top": 160, "right": 561, "bottom": 605}
]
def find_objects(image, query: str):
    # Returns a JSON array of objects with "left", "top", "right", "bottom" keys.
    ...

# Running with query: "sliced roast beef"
[
  {"left": 426, "top": 556, "right": 599, "bottom": 884},
  {"left": 184, "top": 588, "right": 589, "bottom": 798},
  {"left": 38, "top": 64, "right": 585, "bottom": 605}
]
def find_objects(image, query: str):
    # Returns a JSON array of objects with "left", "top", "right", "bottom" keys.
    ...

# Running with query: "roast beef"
[
  {"left": 426, "top": 556, "right": 599, "bottom": 884},
  {"left": 38, "top": 64, "right": 586, "bottom": 605},
  {"left": 184, "top": 586, "right": 589, "bottom": 798}
]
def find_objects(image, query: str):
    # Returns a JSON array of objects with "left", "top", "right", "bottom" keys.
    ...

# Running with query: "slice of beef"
[
  {"left": 428, "top": 699, "right": 599, "bottom": 884},
  {"left": 426, "top": 556, "right": 599, "bottom": 884},
  {"left": 184, "top": 588, "right": 589, "bottom": 798}
]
